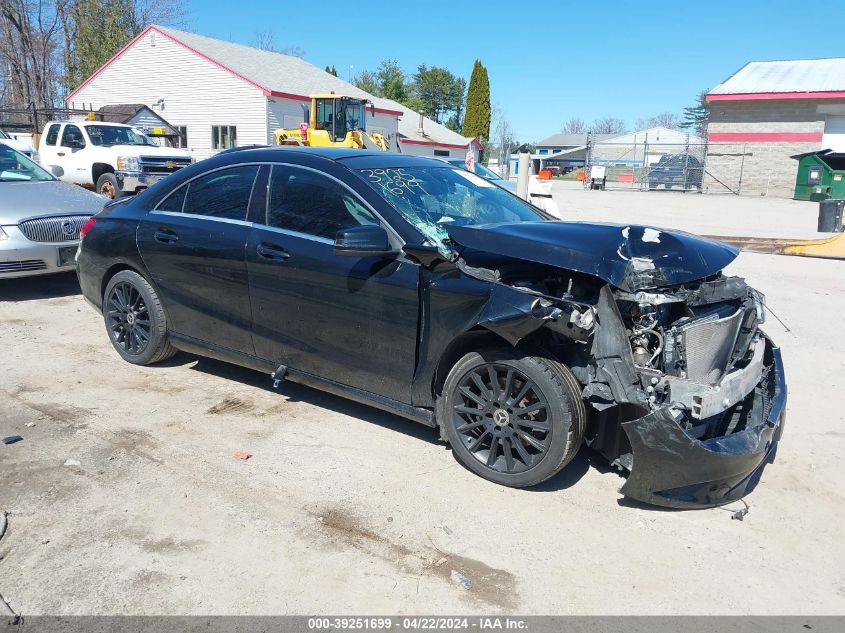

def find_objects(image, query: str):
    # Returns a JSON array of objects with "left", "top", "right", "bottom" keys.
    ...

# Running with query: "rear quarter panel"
[{"left": 76, "top": 199, "right": 148, "bottom": 312}]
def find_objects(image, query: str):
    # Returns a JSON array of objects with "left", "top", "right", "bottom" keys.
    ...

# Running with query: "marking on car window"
[{"left": 361, "top": 168, "right": 428, "bottom": 197}]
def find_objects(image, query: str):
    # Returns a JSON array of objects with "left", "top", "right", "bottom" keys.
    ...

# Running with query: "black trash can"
[{"left": 818, "top": 199, "right": 845, "bottom": 233}]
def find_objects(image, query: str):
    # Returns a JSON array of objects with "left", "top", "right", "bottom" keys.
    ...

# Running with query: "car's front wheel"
[
  {"left": 437, "top": 347, "right": 585, "bottom": 487},
  {"left": 103, "top": 270, "right": 177, "bottom": 365}
]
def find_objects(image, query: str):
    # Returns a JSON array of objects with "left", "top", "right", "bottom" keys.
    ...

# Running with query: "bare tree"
[
  {"left": 253, "top": 28, "right": 275, "bottom": 51},
  {"left": 634, "top": 112, "right": 682, "bottom": 131},
  {"left": 561, "top": 116, "right": 586, "bottom": 134},
  {"left": 0, "top": 0, "right": 65, "bottom": 109},
  {"left": 590, "top": 116, "right": 627, "bottom": 135}
]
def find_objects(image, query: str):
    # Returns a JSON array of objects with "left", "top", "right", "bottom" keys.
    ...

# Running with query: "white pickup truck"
[{"left": 38, "top": 120, "right": 192, "bottom": 198}]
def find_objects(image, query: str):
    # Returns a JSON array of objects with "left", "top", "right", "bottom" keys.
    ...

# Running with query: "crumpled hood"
[{"left": 446, "top": 221, "right": 739, "bottom": 292}]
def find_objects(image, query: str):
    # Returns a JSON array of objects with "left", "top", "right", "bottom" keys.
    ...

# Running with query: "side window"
[
  {"left": 44, "top": 124, "right": 59, "bottom": 146},
  {"left": 156, "top": 184, "right": 187, "bottom": 213},
  {"left": 266, "top": 165, "right": 379, "bottom": 239},
  {"left": 61, "top": 124, "right": 85, "bottom": 148},
  {"left": 181, "top": 165, "right": 258, "bottom": 221}
]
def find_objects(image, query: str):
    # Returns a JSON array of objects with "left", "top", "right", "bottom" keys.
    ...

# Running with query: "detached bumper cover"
[{"left": 620, "top": 337, "right": 786, "bottom": 508}]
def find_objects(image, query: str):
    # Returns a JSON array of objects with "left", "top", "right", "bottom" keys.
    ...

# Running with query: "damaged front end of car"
[{"left": 443, "top": 222, "right": 787, "bottom": 508}]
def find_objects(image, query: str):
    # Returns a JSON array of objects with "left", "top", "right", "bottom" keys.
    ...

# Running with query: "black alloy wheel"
[
  {"left": 452, "top": 363, "right": 551, "bottom": 474},
  {"left": 106, "top": 281, "right": 150, "bottom": 355},
  {"left": 438, "top": 347, "right": 585, "bottom": 488},
  {"left": 102, "top": 270, "right": 177, "bottom": 365}
]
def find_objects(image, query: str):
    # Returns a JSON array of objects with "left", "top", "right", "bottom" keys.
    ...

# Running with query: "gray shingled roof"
[
  {"left": 710, "top": 58, "right": 845, "bottom": 95},
  {"left": 155, "top": 26, "right": 474, "bottom": 148}
]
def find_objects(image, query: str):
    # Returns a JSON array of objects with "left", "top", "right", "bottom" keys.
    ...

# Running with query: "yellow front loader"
[{"left": 274, "top": 93, "right": 394, "bottom": 152}]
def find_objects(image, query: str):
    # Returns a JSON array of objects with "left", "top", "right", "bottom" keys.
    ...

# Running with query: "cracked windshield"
[{"left": 358, "top": 166, "right": 548, "bottom": 247}]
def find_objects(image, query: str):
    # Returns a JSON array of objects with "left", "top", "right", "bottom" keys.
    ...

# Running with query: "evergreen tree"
[
  {"left": 325, "top": 65, "right": 338, "bottom": 76},
  {"left": 352, "top": 70, "right": 380, "bottom": 96},
  {"left": 462, "top": 60, "right": 490, "bottom": 144},
  {"left": 680, "top": 91, "right": 710, "bottom": 137}
]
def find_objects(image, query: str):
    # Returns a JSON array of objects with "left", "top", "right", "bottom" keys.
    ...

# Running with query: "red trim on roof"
[
  {"left": 708, "top": 132, "right": 823, "bottom": 142},
  {"left": 267, "top": 90, "right": 404, "bottom": 115},
  {"left": 400, "top": 138, "right": 483, "bottom": 150},
  {"left": 707, "top": 91, "right": 845, "bottom": 102}
]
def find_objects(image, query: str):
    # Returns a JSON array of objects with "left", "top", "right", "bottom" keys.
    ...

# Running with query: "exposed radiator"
[{"left": 668, "top": 308, "right": 745, "bottom": 385}]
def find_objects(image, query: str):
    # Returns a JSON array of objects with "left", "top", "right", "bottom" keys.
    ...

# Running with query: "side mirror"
[{"left": 333, "top": 225, "right": 396, "bottom": 258}]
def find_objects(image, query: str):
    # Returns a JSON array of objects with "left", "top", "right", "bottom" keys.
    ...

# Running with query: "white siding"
[
  {"left": 266, "top": 98, "right": 400, "bottom": 146},
  {"left": 68, "top": 30, "right": 267, "bottom": 160},
  {"left": 400, "top": 142, "right": 478, "bottom": 161}
]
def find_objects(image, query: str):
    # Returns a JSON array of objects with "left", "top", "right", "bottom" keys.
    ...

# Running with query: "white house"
[{"left": 66, "top": 25, "right": 479, "bottom": 161}]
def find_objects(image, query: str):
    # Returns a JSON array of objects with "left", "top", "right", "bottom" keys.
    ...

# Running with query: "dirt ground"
[{"left": 1, "top": 188, "right": 844, "bottom": 615}]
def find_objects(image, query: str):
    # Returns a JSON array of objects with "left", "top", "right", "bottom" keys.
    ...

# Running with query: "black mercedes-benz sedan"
[{"left": 76, "top": 147, "right": 786, "bottom": 508}]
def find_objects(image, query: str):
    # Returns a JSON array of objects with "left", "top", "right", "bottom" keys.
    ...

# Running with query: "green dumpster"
[{"left": 792, "top": 150, "right": 845, "bottom": 201}]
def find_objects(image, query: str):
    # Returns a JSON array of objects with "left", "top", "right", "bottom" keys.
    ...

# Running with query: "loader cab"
[{"left": 311, "top": 95, "right": 374, "bottom": 142}]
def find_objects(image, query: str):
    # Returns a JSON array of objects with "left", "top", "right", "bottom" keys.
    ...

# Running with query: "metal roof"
[
  {"left": 710, "top": 58, "right": 845, "bottom": 95},
  {"left": 537, "top": 133, "right": 616, "bottom": 147}
]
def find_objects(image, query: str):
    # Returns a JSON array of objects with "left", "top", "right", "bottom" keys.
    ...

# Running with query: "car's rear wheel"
[
  {"left": 437, "top": 347, "right": 585, "bottom": 487},
  {"left": 103, "top": 270, "right": 177, "bottom": 365}
]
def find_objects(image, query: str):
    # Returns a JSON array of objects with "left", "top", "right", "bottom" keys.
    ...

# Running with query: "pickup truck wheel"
[
  {"left": 437, "top": 347, "right": 585, "bottom": 488},
  {"left": 103, "top": 270, "right": 177, "bottom": 365},
  {"left": 96, "top": 173, "right": 120, "bottom": 199}
]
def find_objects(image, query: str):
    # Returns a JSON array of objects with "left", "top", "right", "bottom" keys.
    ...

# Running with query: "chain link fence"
[{"left": 583, "top": 136, "right": 759, "bottom": 195}]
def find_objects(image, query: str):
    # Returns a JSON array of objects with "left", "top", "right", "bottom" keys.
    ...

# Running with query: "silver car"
[{"left": 0, "top": 144, "right": 104, "bottom": 278}]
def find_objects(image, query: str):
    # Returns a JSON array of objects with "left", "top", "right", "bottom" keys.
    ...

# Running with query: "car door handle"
[
  {"left": 154, "top": 229, "right": 179, "bottom": 244},
  {"left": 256, "top": 243, "right": 290, "bottom": 261},
  {"left": 57, "top": 152, "right": 65, "bottom": 156}
]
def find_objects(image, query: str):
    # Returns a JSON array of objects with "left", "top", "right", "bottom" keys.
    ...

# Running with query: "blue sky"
[{"left": 182, "top": 0, "right": 839, "bottom": 142}]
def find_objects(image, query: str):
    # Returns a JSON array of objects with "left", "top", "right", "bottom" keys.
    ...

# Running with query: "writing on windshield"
[
  {"left": 357, "top": 166, "right": 547, "bottom": 248},
  {"left": 86, "top": 126, "right": 153, "bottom": 146}
]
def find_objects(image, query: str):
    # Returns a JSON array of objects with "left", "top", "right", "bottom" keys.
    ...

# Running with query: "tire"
[
  {"left": 96, "top": 172, "right": 120, "bottom": 199},
  {"left": 436, "top": 346, "right": 586, "bottom": 488},
  {"left": 103, "top": 270, "right": 177, "bottom": 365}
]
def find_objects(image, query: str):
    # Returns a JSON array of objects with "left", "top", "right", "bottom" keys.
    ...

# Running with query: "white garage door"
[{"left": 823, "top": 116, "right": 845, "bottom": 151}]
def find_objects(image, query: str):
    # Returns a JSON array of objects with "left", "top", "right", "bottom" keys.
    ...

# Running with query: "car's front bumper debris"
[{"left": 619, "top": 337, "right": 786, "bottom": 508}]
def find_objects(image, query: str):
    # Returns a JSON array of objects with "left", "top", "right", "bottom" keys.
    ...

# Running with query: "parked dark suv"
[
  {"left": 76, "top": 147, "right": 786, "bottom": 508},
  {"left": 648, "top": 154, "right": 704, "bottom": 191}
]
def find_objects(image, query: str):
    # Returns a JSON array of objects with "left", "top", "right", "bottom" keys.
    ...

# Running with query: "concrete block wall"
[{"left": 704, "top": 99, "right": 845, "bottom": 197}]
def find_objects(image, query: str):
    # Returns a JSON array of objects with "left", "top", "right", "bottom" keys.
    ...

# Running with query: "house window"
[
  {"left": 433, "top": 149, "right": 450, "bottom": 157},
  {"left": 212, "top": 125, "right": 237, "bottom": 150},
  {"left": 173, "top": 126, "right": 188, "bottom": 148}
]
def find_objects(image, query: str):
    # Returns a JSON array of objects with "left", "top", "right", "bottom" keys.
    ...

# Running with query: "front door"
[
  {"left": 246, "top": 164, "right": 419, "bottom": 403},
  {"left": 137, "top": 164, "right": 261, "bottom": 355}
]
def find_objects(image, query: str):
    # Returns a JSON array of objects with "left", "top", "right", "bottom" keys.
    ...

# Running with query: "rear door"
[
  {"left": 246, "top": 163, "right": 420, "bottom": 402},
  {"left": 58, "top": 124, "right": 89, "bottom": 185},
  {"left": 38, "top": 123, "right": 62, "bottom": 170},
  {"left": 137, "top": 164, "right": 261, "bottom": 355}
]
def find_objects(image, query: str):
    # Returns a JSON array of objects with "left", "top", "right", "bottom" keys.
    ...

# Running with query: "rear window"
[
  {"left": 44, "top": 124, "right": 60, "bottom": 146},
  {"left": 181, "top": 166, "right": 258, "bottom": 221}
]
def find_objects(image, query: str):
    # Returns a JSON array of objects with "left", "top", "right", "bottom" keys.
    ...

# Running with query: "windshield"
[
  {"left": 0, "top": 144, "right": 54, "bottom": 182},
  {"left": 86, "top": 125, "right": 154, "bottom": 147},
  {"left": 357, "top": 166, "right": 548, "bottom": 247},
  {"left": 340, "top": 99, "right": 366, "bottom": 132}
]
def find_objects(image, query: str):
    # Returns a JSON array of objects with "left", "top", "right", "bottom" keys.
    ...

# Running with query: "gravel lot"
[{"left": 1, "top": 187, "right": 844, "bottom": 615}]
